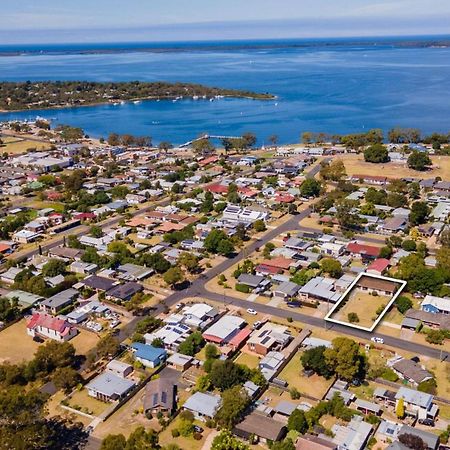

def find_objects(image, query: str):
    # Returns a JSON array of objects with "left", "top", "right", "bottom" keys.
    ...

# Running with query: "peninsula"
[{"left": 0, "top": 81, "right": 274, "bottom": 111}]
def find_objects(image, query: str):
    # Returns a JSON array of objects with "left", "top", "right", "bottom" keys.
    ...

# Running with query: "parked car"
[
  {"left": 287, "top": 301, "right": 301, "bottom": 308},
  {"left": 193, "top": 425, "right": 204, "bottom": 433},
  {"left": 419, "top": 418, "right": 435, "bottom": 427},
  {"left": 247, "top": 308, "right": 257, "bottom": 315},
  {"left": 371, "top": 337, "right": 384, "bottom": 344},
  {"left": 252, "top": 321, "right": 262, "bottom": 330}
]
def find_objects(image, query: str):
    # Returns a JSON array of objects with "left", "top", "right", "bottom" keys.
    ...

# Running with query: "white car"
[
  {"left": 247, "top": 308, "right": 257, "bottom": 315},
  {"left": 371, "top": 337, "right": 384, "bottom": 344}
]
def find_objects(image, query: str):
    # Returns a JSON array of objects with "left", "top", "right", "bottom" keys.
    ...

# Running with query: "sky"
[{"left": 2, "top": 0, "right": 450, "bottom": 45}]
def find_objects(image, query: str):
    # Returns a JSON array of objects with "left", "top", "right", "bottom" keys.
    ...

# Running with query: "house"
[
  {"left": 13, "top": 229, "right": 41, "bottom": 243},
  {"left": 233, "top": 412, "right": 286, "bottom": 443},
  {"left": 397, "top": 425, "right": 439, "bottom": 450},
  {"left": 354, "top": 399, "right": 381, "bottom": 416},
  {"left": 40, "top": 288, "right": 79, "bottom": 315},
  {"left": 259, "top": 351, "right": 285, "bottom": 380},
  {"left": 350, "top": 174, "right": 388, "bottom": 185},
  {"left": 82, "top": 275, "right": 116, "bottom": 292},
  {"left": 421, "top": 294, "right": 450, "bottom": 314},
  {"left": 116, "top": 263, "right": 154, "bottom": 281},
  {"left": 247, "top": 322, "right": 292, "bottom": 355},
  {"left": 202, "top": 315, "right": 246, "bottom": 345},
  {"left": 69, "top": 261, "right": 98, "bottom": 275},
  {"left": 378, "top": 217, "right": 408, "bottom": 234},
  {"left": 391, "top": 358, "right": 433, "bottom": 386},
  {"left": 325, "top": 380, "right": 355, "bottom": 405},
  {"left": 86, "top": 371, "right": 135, "bottom": 402},
  {"left": 395, "top": 386, "right": 438, "bottom": 420},
  {"left": 401, "top": 309, "right": 450, "bottom": 330},
  {"left": 346, "top": 242, "right": 380, "bottom": 260},
  {"left": 366, "top": 258, "right": 390, "bottom": 275},
  {"left": 295, "top": 434, "right": 337, "bottom": 450},
  {"left": 107, "top": 281, "right": 143, "bottom": 301},
  {"left": 182, "top": 392, "right": 221, "bottom": 421},
  {"left": 166, "top": 353, "right": 194, "bottom": 371},
  {"left": 106, "top": 360, "right": 133, "bottom": 378},
  {"left": 48, "top": 246, "right": 84, "bottom": 261},
  {"left": 256, "top": 257, "right": 293, "bottom": 275},
  {"left": 180, "top": 303, "right": 219, "bottom": 328},
  {"left": 331, "top": 415, "right": 372, "bottom": 450},
  {"left": 272, "top": 281, "right": 301, "bottom": 299},
  {"left": 130, "top": 343, "right": 167, "bottom": 368},
  {"left": 144, "top": 320, "right": 191, "bottom": 350},
  {"left": 299, "top": 276, "right": 341, "bottom": 303},
  {"left": 320, "top": 242, "right": 345, "bottom": 257},
  {"left": 237, "top": 274, "right": 271, "bottom": 293},
  {"left": 27, "top": 313, "right": 78, "bottom": 341},
  {"left": 356, "top": 276, "right": 398, "bottom": 296},
  {"left": 0, "top": 266, "right": 22, "bottom": 284},
  {"left": 79, "top": 235, "right": 113, "bottom": 251},
  {"left": 5, "top": 290, "right": 43, "bottom": 309},
  {"left": 144, "top": 377, "right": 176, "bottom": 417}
]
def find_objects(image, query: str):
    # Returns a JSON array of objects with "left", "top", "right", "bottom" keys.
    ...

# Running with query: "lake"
[{"left": 1, "top": 38, "right": 450, "bottom": 144}]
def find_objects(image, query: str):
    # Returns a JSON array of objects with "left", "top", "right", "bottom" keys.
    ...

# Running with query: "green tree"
[
  {"left": 320, "top": 258, "right": 342, "bottom": 278},
  {"left": 253, "top": 219, "right": 266, "bottom": 232},
  {"left": 163, "top": 267, "right": 184, "bottom": 287},
  {"left": 395, "top": 296, "right": 413, "bottom": 314},
  {"left": 319, "top": 159, "right": 346, "bottom": 181},
  {"left": 101, "top": 434, "right": 127, "bottom": 450},
  {"left": 215, "top": 386, "right": 250, "bottom": 428},
  {"left": 364, "top": 144, "right": 389, "bottom": 163},
  {"left": 178, "top": 332, "right": 204, "bottom": 356},
  {"left": 300, "top": 178, "right": 321, "bottom": 198},
  {"left": 209, "top": 360, "right": 246, "bottom": 391},
  {"left": 287, "top": 409, "right": 308, "bottom": 434},
  {"left": 125, "top": 426, "right": 159, "bottom": 449},
  {"left": 407, "top": 151, "right": 432, "bottom": 171},
  {"left": 300, "top": 346, "right": 334, "bottom": 379},
  {"left": 324, "top": 337, "right": 362, "bottom": 381},
  {"left": 178, "top": 252, "right": 199, "bottom": 273},
  {"left": 90, "top": 225, "right": 103, "bottom": 238},
  {"left": 205, "top": 344, "right": 219, "bottom": 360},
  {"left": 409, "top": 201, "right": 429, "bottom": 226},
  {"left": 211, "top": 430, "right": 249, "bottom": 450},
  {"left": 217, "top": 238, "right": 235, "bottom": 256},
  {"left": 52, "top": 367, "right": 81, "bottom": 394}
]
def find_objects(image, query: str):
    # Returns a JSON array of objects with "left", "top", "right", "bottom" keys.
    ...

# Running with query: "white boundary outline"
[{"left": 324, "top": 271, "right": 407, "bottom": 332}]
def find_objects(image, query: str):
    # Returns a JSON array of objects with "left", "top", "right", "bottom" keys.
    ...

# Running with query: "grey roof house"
[{"left": 182, "top": 391, "right": 221, "bottom": 421}]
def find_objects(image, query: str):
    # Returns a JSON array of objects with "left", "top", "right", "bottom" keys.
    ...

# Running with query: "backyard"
[{"left": 0, "top": 319, "right": 41, "bottom": 363}]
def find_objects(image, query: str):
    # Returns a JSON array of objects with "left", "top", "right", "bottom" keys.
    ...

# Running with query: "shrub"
[
  {"left": 287, "top": 317, "right": 293, "bottom": 323},
  {"left": 171, "top": 429, "right": 180, "bottom": 438},
  {"left": 396, "top": 296, "right": 413, "bottom": 314},
  {"left": 193, "top": 432, "right": 203, "bottom": 441},
  {"left": 348, "top": 312, "right": 359, "bottom": 323},
  {"left": 381, "top": 368, "right": 399, "bottom": 382},
  {"left": 235, "top": 283, "right": 251, "bottom": 293},
  {"left": 289, "top": 387, "right": 301, "bottom": 400},
  {"left": 418, "top": 378, "right": 437, "bottom": 395}
]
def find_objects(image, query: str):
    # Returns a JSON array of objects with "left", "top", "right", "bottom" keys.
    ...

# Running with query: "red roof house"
[
  {"left": 366, "top": 258, "right": 391, "bottom": 275},
  {"left": 346, "top": 242, "right": 381, "bottom": 259},
  {"left": 27, "top": 313, "right": 78, "bottom": 342}
]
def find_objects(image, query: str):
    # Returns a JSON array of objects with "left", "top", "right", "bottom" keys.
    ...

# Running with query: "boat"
[
  {"left": 193, "top": 95, "right": 199, "bottom": 100},
  {"left": 209, "top": 98, "right": 214, "bottom": 102},
  {"left": 133, "top": 100, "right": 141, "bottom": 104}
]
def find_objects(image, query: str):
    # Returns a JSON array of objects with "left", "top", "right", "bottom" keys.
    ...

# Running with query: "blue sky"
[{"left": 2, "top": 0, "right": 450, "bottom": 44}]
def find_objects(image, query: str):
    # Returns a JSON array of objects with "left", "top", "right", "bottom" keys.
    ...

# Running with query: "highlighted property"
[{"left": 325, "top": 272, "right": 406, "bottom": 332}]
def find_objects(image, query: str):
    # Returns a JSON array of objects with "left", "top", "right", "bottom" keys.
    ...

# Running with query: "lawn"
[
  {"left": 340, "top": 154, "right": 450, "bottom": 180},
  {"left": 67, "top": 389, "right": 109, "bottom": 417},
  {"left": 235, "top": 352, "right": 261, "bottom": 369},
  {"left": 25, "top": 200, "right": 66, "bottom": 213},
  {"left": 279, "top": 351, "right": 334, "bottom": 400},
  {"left": 92, "top": 388, "right": 157, "bottom": 439},
  {"left": 0, "top": 319, "right": 41, "bottom": 363},
  {"left": 158, "top": 416, "right": 212, "bottom": 450},
  {"left": 331, "top": 290, "right": 391, "bottom": 329},
  {"left": 71, "top": 330, "right": 100, "bottom": 356},
  {"left": 0, "top": 137, "right": 51, "bottom": 154}
]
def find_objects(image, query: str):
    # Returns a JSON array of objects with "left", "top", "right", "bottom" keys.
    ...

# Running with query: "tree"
[
  {"left": 217, "top": 238, "right": 235, "bottom": 256},
  {"left": 347, "top": 312, "right": 359, "bottom": 323},
  {"left": 211, "top": 430, "right": 249, "bottom": 450},
  {"left": 287, "top": 409, "right": 308, "bottom": 434},
  {"left": 320, "top": 258, "right": 342, "bottom": 278},
  {"left": 301, "top": 346, "right": 334, "bottom": 379},
  {"left": 94, "top": 334, "right": 120, "bottom": 359},
  {"left": 324, "top": 337, "right": 362, "bottom": 381},
  {"left": 125, "top": 427, "right": 159, "bottom": 449},
  {"left": 178, "top": 332, "right": 204, "bottom": 356},
  {"left": 0, "top": 296, "right": 20, "bottom": 323},
  {"left": 320, "top": 159, "right": 346, "bottom": 181},
  {"left": 270, "top": 438, "right": 296, "bottom": 450},
  {"left": 268, "top": 134, "right": 278, "bottom": 147},
  {"left": 52, "top": 367, "right": 81, "bottom": 394},
  {"left": 209, "top": 360, "right": 246, "bottom": 391},
  {"left": 63, "top": 169, "right": 85, "bottom": 193},
  {"left": 178, "top": 252, "right": 199, "bottom": 273},
  {"left": 215, "top": 386, "right": 250, "bottom": 428},
  {"left": 192, "top": 137, "right": 215, "bottom": 155},
  {"left": 395, "top": 296, "right": 413, "bottom": 314},
  {"left": 401, "top": 240, "right": 417, "bottom": 252},
  {"left": 364, "top": 144, "right": 389, "bottom": 163},
  {"left": 101, "top": 434, "right": 127, "bottom": 450},
  {"left": 398, "top": 433, "right": 426, "bottom": 450},
  {"left": 253, "top": 219, "right": 266, "bottom": 232},
  {"left": 163, "top": 267, "right": 184, "bottom": 287},
  {"left": 409, "top": 201, "right": 429, "bottom": 226},
  {"left": 365, "top": 188, "right": 387, "bottom": 205},
  {"left": 439, "top": 228, "right": 450, "bottom": 247},
  {"left": 396, "top": 397, "right": 405, "bottom": 419},
  {"left": 300, "top": 178, "right": 321, "bottom": 198},
  {"left": 90, "top": 225, "right": 103, "bottom": 238},
  {"left": 335, "top": 200, "right": 360, "bottom": 230},
  {"left": 407, "top": 151, "right": 432, "bottom": 171},
  {"left": 205, "top": 344, "right": 219, "bottom": 360},
  {"left": 107, "top": 133, "right": 120, "bottom": 146},
  {"left": 110, "top": 185, "right": 130, "bottom": 199}
]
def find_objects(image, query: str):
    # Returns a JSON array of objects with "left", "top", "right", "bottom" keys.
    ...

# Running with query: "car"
[
  {"left": 287, "top": 301, "right": 301, "bottom": 308},
  {"left": 371, "top": 337, "right": 384, "bottom": 344},
  {"left": 193, "top": 425, "right": 204, "bottom": 433},
  {"left": 252, "top": 321, "right": 262, "bottom": 330},
  {"left": 419, "top": 418, "right": 435, "bottom": 427},
  {"left": 247, "top": 308, "right": 257, "bottom": 315},
  {"left": 175, "top": 303, "right": 183, "bottom": 309},
  {"left": 109, "top": 320, "right": 121, "bottom": 328}
]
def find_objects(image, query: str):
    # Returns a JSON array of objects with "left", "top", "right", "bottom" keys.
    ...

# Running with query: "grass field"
[
  {"left": 340, "top": 154, "right": 450, "bottom": 180},
  {"left": 331, "top": 290, "right": 390, "bottom": 329},
  {"left": 67, "top": 389, "right": 109, "bottom": 416},
  {"left": 71, "top": 330, "right": 100, "bottom": 356},
  {"left": 279, "top": 352, "right": 334, "bottom": 400},
  {"left": 0, "top": 137, "right": 51, "bottom": 154},
  {"left": 0, "top": 319, "right": 41, "bottom": 363},
  {"left": 234, "top": 352, "right": 261, "bottom": 369}
]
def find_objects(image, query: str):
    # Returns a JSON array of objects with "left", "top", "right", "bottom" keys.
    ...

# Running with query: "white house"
[{"left": 27, "top": 313, "right": 78, "bottom": 341}]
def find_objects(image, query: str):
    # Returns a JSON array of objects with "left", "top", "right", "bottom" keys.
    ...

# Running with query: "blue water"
[{"left": 1, "top": 38, "right": 450, "bottom": 144}]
